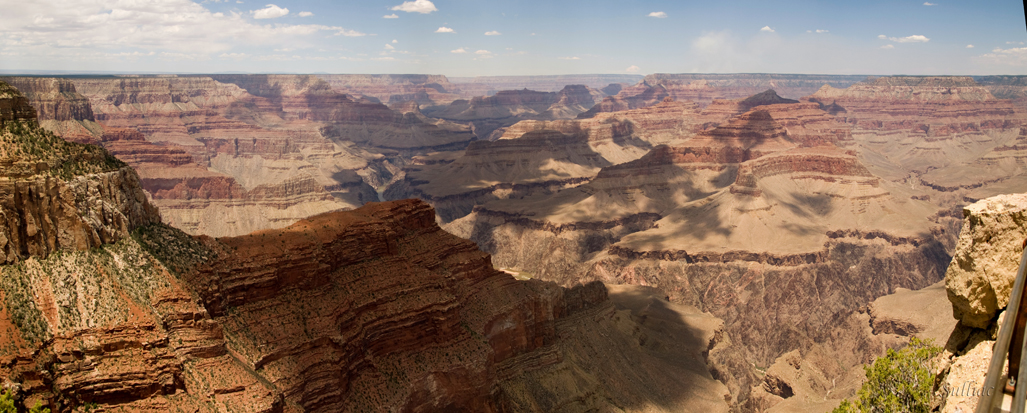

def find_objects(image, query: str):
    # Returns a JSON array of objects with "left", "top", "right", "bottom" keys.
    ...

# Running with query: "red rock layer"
[
  {"left": 806, "top": 77, "right": 1021, "bottom": 136},
  {"left": 182, "top": 199, "right": 607, "bottom": 411}
]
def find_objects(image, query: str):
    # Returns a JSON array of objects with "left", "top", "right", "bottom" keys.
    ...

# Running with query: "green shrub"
[
  {"left": 833, "top": 337, "right": 942, "bottom": 413},
  {"left": 0, "top": 390, "right": 14, "bottom": 413}
]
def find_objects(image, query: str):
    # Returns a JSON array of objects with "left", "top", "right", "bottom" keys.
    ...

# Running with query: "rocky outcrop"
[
  {"left": 0, "top": 167, "right": 160, "bottom": 264},
  {"left": 944, "top": 193, "right": 1027, "bottom": 328}
]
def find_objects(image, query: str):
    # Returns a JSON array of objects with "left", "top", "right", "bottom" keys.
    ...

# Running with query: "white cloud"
[
  {"left": 435, "top": 26, "right": 454, "bottom": 33},
  {"left": 391, "top": 0, "right": 437, "bottom": 14},
  {"left": 881, "top": 44, "right": 895, "bottom": 49},
  {"left": 392, "top": 39, "right": 398, "bottom": 43},
  {"left": 880, "top": 34, "right": 930, "bottom": 43},
  {"left": 760, "top": 26, "right": 775, "bottom": 33},
  {"left": 981, "top": 46, "right": 1027, "bottom": 65},
  {"left": 383, "top": 13, "right": 399, "bottom": 18},
  {"left": 967, "top": 44, "right": 974, "bottom": 48},
  {"left": 451, "top": 48, "right": 467, "bottom": 53},
  {"left": 923, "top": 2, "right": 937, "bottom": 5},
  {"left": 372, "top": 56, "right": 396, "bottom": 61},
  {"left": 816, "top": 29, "right": 828, "bottom": 33},
  {"left": 648, "top": 11, "right": 667, "bottom": 18},
  {"left": 298, "top": 11, "right": 313, "bottom": 17},
  {"left": 0, "top": 0, "right": 363, "bottom": 57},
  {"left": 559, "top": 56, "right": 580, "bottom": 60},
  {"left": 335, "top": 29, "right": 367, "bottom": 37},
  {"left": 896, "top": 35, "right": 929, "bottom": 43},
  {"left": 484, "top": 30, "right": 501, "bottom": 36},
  {"left": 219, "top": 52, "right": 247, "bottom": 59},
  {"left": 252, "top": 4, "right": 288, "bottom": 19},
  {"left": 475, "top": 49, "right": 491, "bottom": 54},
  {"left": 385, "top": 44, "right": 394, "bottom": 50},
  {"left": 626, "top": 65, "right": 640, "bottom": 73}
]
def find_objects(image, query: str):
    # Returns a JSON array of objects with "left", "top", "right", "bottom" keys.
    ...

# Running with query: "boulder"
[{"left": 945, "top": 193, "right": 1027, "bottom": 328}]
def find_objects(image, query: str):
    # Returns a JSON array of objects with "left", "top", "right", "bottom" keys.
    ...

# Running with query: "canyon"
[
  {"left": 0, "top": 80, "right": 728, "bottom": 412},
  {"left": 3, "top": 72, "right": 1027, "bottom": 412}
]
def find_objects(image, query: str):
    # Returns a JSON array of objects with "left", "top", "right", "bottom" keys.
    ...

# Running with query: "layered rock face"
[
  {"left": 932, "top": 193, "right": 1027, "bottom": 413},
  {"left": 0, "top": 77, "right": 101, "bottom": 144},
  {"left": 0, "top": 81, "right": 159, "bottom": 264},
  {"left": 211, "top": 74, "right": 475, "bottom": 152},
  {"left": 10, "top": 75, "right": 473, "bottom": 237},
  {"left": 806, "top": 76, "right": 1027, "bottom": 193},
  {"left": 384, "top": 99, "right": 711, "bottom": 221},
  {"left": 316, "top": 74, "right": 464, "bottom": 107},
  {"left": 422, "top": 85, "right": 604, "bottom": 139},
  {"left": 578, "top": 74, "right": 865, "bottom": 118},
  {"left": 173, "top": 199, "right": 726, "bottom": 412},
  {"left": 2, "top": 82, "right": 729, "bottom": 411},
  {"left": 441, "top": 97, "right": 954, "bottom": 409},
  {"left": 0, "top": 197, "right": 730, "bottom": 412}
]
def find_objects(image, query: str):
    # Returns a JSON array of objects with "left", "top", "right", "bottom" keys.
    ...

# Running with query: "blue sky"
[{"left": 1, "top": 0, "right": 1025, "bottom": 75}]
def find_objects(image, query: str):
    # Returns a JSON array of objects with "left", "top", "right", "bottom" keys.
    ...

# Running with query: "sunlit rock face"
[{"left": 440, "top": 91, "right": 954, "bottom": 409}]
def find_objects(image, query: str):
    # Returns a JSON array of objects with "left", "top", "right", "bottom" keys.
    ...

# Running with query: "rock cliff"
[
  {"left": 0, "top": 81, "right": 159, "bottom": 264},
  {"left": 806, "top": 76, "right": 1027, "bottom": 195},
  {"left": 930, "top": 193, "right": 1027, "bottom": 413},
  {"left": 0, "top": 77, "right": 101, "bottom": 145},
  {"left": 384, "top": 99, "right": 710, "bottom": 221},
  {"left": 0, "top": 198, "right": 730, "bottom": 412},
  {"left": 9, "top": 76, "right": 409, "bottom": 237},
  {"left": 441, "top": 97, "right": 954, "bottom": 410}
]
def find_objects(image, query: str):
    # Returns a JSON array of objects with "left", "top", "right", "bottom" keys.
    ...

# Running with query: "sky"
[{"left": 1, "top": 0, "right": 1025, "bottom": 76}]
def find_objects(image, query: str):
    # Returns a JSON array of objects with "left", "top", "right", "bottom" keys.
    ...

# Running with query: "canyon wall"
[
  {"left": 435, "top": 94, "right": 957, "bottom": 410},
  {"left": 0, "top": 81, "right": 159, "bottom": 264}
]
